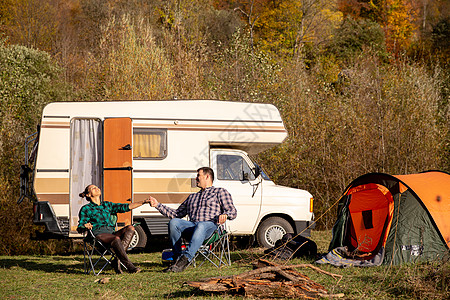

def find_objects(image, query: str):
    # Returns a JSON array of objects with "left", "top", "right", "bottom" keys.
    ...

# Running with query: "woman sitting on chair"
[{"left": 77, "top": 184, "right": 150, "bottom": 274}]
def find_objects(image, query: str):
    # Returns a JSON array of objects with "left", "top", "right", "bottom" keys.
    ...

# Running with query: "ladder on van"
[{"left": 17, "top": 130, "right": 39, "bottom": 204}]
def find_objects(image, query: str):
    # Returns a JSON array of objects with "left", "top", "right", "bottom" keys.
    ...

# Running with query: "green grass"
[{"left": 0, "top": 231, "right": 448, "bottom": 299}]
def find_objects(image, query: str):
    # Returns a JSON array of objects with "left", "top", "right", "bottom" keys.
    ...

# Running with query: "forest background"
[{"left": 0, "top": 0, "right": 448, "bottom": 255}]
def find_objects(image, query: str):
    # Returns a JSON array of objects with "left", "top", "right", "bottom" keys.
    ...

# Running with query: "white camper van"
[{"left": 18, "top": 100, "right": 314, "bottom": 249}]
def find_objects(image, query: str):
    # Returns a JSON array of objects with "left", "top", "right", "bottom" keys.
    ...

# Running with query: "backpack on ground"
[{"left": 264, "top": 233, "right": 317, "bottom": 260}]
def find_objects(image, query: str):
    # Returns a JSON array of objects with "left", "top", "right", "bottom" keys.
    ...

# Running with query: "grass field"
[{"left": 1, "top": 231, "right": 448, "bottom": 299}]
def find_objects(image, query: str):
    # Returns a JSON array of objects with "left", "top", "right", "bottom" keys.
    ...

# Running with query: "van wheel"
[
  {"left": 128, "top": 225, "right": 147, "bottom": 250},
  {"left": 256, "top": 217, "right": 293, "bottom": 248}
]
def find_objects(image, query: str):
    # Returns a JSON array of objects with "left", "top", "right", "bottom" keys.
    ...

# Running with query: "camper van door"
[
  {"left": 210, "top": 149, "right": 262, "bottom": 234},
  {"left": 103, "top": 118, "right": 133, "bottom": 227}
]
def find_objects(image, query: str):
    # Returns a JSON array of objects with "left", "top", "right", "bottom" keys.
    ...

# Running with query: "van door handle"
[
  {"left": 120, "top": 144, "right": 132, "bottom": 150},
  {"left": 104, "top": 166, "right": 133, "bottom": 171}
]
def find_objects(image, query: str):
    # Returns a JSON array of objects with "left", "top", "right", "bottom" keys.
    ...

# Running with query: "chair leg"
[
  {"left": 91, "top": 242, "right": 109, "bottom": 276},
  {"left": 222, "top": 234, "right": 231, "bottom": 266},
  {"left": 83, "top": 241, "right": 89, "bottom": 274},
  {"left": 189, "top": 225, "right": 232, "bottom": 269},
  {"left": 83, "top": 239, "right": 117, "bottom": 276},
  {"left": 197, "top": 245, "right": 220, "bottom": 268},
  {"left": 84, "top": 240, "right": 101, "bottom": 275}
]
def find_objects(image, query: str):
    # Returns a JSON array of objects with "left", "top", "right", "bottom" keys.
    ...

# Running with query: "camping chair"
[
  {"left": 83, "top": 229, "right": 120, "bottom": 275},
  {"left": 190, "top": 223, "right": 231, "bottom": 268},
  {"left": 82, "top": 215, "right": 128, "bottom": 275}
]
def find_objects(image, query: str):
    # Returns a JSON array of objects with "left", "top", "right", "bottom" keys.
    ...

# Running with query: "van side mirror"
[
  {"left": 243, "top": 172, "right": 249, "bottom": 181},
  {"left": 253, "top": 166, "right": 261, "bottom": 178}
]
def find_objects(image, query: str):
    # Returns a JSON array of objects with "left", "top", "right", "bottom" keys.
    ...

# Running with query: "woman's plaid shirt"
[
  {"left": 77, "top": 201, "right": 130, "bottom": 232},
  {"left": 156, "top": 186, "right": 237, "bottom": 223}
]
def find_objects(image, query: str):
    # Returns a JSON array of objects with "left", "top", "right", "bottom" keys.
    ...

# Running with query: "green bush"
[
  {"left": 326, "top": 17, "right": 388, "bottom": 63},
  {"left": 0, "top": 43, "right": 71, "bottom": 255}
]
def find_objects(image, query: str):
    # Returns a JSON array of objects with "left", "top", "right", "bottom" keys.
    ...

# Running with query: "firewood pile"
[{"left": 186, "top": 259, "right": 344, "bottom": 298}]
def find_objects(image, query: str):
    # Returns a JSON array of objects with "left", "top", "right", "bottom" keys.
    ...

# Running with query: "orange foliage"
[
  {"left": 337, "top": 0, "right": 419, "bottom": 55},
  {"left": 382, "top": 0, "right": 418, "bottom": 54},
  {"left": 337, "top": 0, "right": 371, "bottom": 19}
]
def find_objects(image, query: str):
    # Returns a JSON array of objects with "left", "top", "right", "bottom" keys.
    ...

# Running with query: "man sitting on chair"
[
  {"left": 77, "top": 184, "right": 150, "bottom": 274},
  {"left": 148, "top": 167, "right": 237, "bottom": 273}
]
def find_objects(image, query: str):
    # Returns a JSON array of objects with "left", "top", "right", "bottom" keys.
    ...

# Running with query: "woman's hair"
[{"left": 79, "top": 185, "right": 92, "bottom": 202}]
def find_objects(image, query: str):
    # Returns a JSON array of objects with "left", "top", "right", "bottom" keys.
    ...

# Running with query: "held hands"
[
  {"left": 84, "top": 222, "right": 93, "bottom": 230},
  {"left": 218, "top": 214, "right": 227, "bottom": 225},
  {"left": 146, "top": 196, "right": 159, "bottom": 207}
]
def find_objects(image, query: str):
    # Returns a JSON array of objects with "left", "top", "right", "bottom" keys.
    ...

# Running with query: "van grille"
[{"left": 143, "top": 217, "right": 170, "bottom": 235}]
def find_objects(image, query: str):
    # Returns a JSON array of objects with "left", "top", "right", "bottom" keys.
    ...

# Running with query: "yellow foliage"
[
  {"left": 384, "top": 0, "right": 417, "bottom": 53},
  {"left": 91, "top": 15, "right": 175, "bottom": 100}
]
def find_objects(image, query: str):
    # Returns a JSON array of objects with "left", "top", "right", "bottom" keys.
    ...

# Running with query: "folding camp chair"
[
  {"left": 83, "top": 229, "right": 119, "bottom": 275},
  {"left": 82, "top": 214, "right": 128, "bottom": 275},
  {"left": 191, "top": 223, "right": 231, "bottom": 268}
]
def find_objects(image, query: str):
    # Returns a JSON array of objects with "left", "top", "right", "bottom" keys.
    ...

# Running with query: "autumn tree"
[
  {"left": 217, "top": 0, "right": 342, "bottom": 58},
  {"left": 326, "top": 17, "right": 387, "bottom": 62},
  {"left": 232, "top": 0, "right": 266, "bottom": 49},
  {"left": 288, "top": 0, "right": 343, "bottom": 58},
  {"left": 380, "top": 0, "right": 418, "bottom": 54},
  {"left": 207, "top": 29, "right": 281, "bottom": 102},
  {"left": 86, "top": 15, "right": 176, "bottom": 100},
  {"left": 337, "top": 0, "right": 374, "bottom": 19},
  {"left": 337, "top": 0, "right": 418, "bottom": 54}
]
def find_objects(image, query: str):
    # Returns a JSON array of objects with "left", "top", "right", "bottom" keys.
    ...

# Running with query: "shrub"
[
  {"left": 326, "top": 17, "right": 387, "bottom": 63},
  {"left": 0, "top": 43, "right": 71, "bottom": 255}
]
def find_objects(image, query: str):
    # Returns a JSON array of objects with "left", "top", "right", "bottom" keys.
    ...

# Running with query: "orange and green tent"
[{"left": 328, "top": 171, "right": 449, "bottom": 265}]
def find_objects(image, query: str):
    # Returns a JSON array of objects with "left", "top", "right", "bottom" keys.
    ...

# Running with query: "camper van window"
[
  {"left": 217, "top": 154, "right": 255, "bottom": 181},
  {"left": 133, "top": 129, "right": 167, "bottom": 159}
]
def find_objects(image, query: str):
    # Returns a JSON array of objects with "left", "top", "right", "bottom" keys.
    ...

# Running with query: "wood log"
[
  {"left": 235, "top": 264, "right": 305, "bottom": 280},
  {"left": 257, "top": 258, "right": 342, "bottom": 280},
  {"left": 198, "top": 282, "right": 229, "bottom": 292},
  {"left": 243, "top": 282, "right": 300, "bottom": 298},
  {"left": 244, "top": 282, "right": 321, "bottom": 299},
  {"left": 185, "top": 258, "right": 344, "bottom": 298},
  {"left": 258, "top": 259, "right": 312, "bottom": 281}
]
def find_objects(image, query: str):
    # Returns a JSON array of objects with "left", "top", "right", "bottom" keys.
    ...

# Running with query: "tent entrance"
[{"left": 346, "top": 183, "right": 394, "bottom": 254}]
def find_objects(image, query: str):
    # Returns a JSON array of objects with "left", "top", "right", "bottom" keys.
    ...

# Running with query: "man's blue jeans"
[{"left": 169, "top": 218, "right": 218, "bottom": 261}]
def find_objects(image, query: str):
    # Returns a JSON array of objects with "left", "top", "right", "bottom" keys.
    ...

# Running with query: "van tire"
[
  {"left": 128, "top": 225, "right": 147, "bottom": 250},
  {"left": 256, "top": 217, "right": 294, "bottom": 248}
]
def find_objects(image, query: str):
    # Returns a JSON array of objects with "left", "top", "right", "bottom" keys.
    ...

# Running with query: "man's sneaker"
[
  {"left": 169, "top": 255, "right": 190, "bottom": 273},
  {"left": 162, "top": 255, "right": 179, "bottom": 273},
  {"left": 162, "top": 264, "right": 174, "bottom": 273}
]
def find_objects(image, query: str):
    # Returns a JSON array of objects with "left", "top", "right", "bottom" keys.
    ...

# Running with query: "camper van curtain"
[
  {"left": 69, "top": 119, "right": 103, "bottom": 233},
  {"left": 133, "top": 132, "right": 162, "bottom": 158}
]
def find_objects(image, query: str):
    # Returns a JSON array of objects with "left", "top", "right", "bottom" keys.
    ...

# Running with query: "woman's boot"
[
  {"left": 111, "top": 226, "right": 134, "bottom": 274},
  {"left": 111, "top": 239, "right": 141, "bottom": 273},
  {"left": 111, "top": 257, "right": 123, "bottom": 274},
  {"left": 121, "top": 226, "right": 135, "bottom": 250}
]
